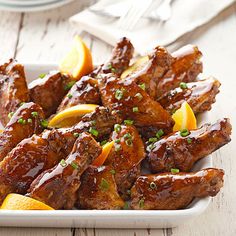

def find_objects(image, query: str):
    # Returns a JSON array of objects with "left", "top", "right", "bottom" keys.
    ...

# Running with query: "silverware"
[{"left": 117, "top": 0, "right": 153, "bottom": 31}]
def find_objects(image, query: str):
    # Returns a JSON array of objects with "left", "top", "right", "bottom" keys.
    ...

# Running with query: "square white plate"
[{"left": 0, "top": 63, "right": 212, "bottom": 228}]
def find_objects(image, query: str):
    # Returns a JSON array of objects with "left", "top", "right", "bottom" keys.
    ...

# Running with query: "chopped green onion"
[
  {"left": 111, "top": 67, "right": 116, "bottom": 73},
  {"left": 70, "top": 161, "right": 79, "bottom": 169},
  {"left": 123, "top": 202, "right": 129, "bottom": 210},
  {"left": 60, "top": 159, "right": 67, "bottom": 167},
  {"left": 8, "top": 112, "right": 14, "bottom": 119},
  {"left": 134, "top": 92, "right": 143, "bottom": 101},
  {"left": 149, "top": 137, "right": 158, "bottom": 143},
  {"left": 31, "top": 111, "right": 38, "bottom": 117},
  {"left": 125, "top": 139, "right": 133, "bottom": 146},
  {"left": 149, "top": 182, "right": 157, "bottom": 190},
  {"left": 139, "top": 198, "right": 145, "bottom": 208},
  {"left": 18, "top": 118, "right": 26, "bottom": 125},
  {"left": 114, "top": 124, "right": 122, "bottom": 133},
  {"left": 180, "top": 128, "right": 190, "bottom": 137},
  {"left": 148, "top": 143, "right": 155, "bottom": 151},
  {"left": 99, "top": 178, "right": 109, "bottom": 191},
  {"left": 73, "top": 132, "right": 80, "bottom": 138},
  {"left": 124, "top": 119, "right": 134, "bottom": 125},
  {"left": 123, "top": 133, "right": 132, "bottom": 140},
  {"left": 91, "top": 120, "right": 96, "bottom": 126},
  {"left": 132, "top": 107, "right": 139, "bottom": 113},
  {"left": 127, "top": 190, "right": 131, "bottom": 195},
  {"left": 156, "top": 129, "right": 164, "bottom": 139},
  {"left": 110, "top": 169, "right": 116, "bottom": 175},
  {"left": 171, "top": 168, "right": 179, "bottom": 174},
  {"left": 115, "top": 139, "right": 120, "bottom": 144},
  {"left": 20, "top": 102, "right": 25, "bottom": 106},
  {"left": 100, "top": 140, "right": 108, "bottom": 146},
  {"left": 67, "top": 93, "right": 73, "bottom": 99},
  {"left": 187, "top": 137, "right": 192, "bottom": 144},
  {"left": 138, "top": 83, "right": 146, "bottom": 91},
  {"left": 89, "top": 127, "right": 99, "bottom": 137},
  {"left": 64, "top": 81, "right": 76, "bottom": 90},
  {"left": 41, "top": 119, "right": 48, "bottom": 128},
  {"left": 115, "top": 144, "right": 121, "bottom": 152},
  {"left": 180, "top": 82, "right": 187, "bottom": 89},
  {"left": 115, "top": 89, "right": 124, "bottom": 100},
  {"left": 39, "top": 73, "right": 46, "bottom": 79},
  {"left": 27, "top": 118, "right": 32, "bottom": 123}
]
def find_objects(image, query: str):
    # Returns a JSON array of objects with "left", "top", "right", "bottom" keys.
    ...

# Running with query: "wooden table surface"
[{"left": 0, "top": 1, "right": 235, "bottom": 235}]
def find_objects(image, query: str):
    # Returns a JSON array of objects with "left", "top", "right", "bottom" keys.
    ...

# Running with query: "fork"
[{"left": 117, "top": 0, "right": 153, "bottom": 31}]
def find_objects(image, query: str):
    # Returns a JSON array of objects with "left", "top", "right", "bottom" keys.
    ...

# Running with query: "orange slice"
[
  {"left": 172, "top": 101, "right": 197, "bottom": 132},
  {"left": 59, "top": 35, "right": 93, "bottom": 80},
  {"left": 0, "top": 194, "right": 54, "bottom": 210},
  {"left": 92, "top": 141, "right": 114, "bottom": 167},
  {"left": 48, "top": 104, "right": 98, "bottom": 128},
  {"left": 121, "top": 56, "right": 149, "bottom": 79},
  {"left": 0, "top": 129, "right": 3, "bottom": 133}
]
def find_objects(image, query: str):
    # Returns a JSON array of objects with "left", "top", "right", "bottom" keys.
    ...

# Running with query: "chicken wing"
[
  {"left": 0, "top": 107, "right": 118, "bottom": 204},
  {"left": 147, "top": 118, "right": 231, "bottom": 173},
  {"left": 28, "top": 133, "right": 102, "bottom": 209},
  {"left": 57, "top": 76, "right": 101, "bottom": 113},
  {"left": 94, "top": 37, "right": 134, "bottom": 77},
  {"left": 77, "top": 166, "right": 125, "bottom": 209},
  {"left": 98, "top": 74, "right": 174, "bottom": 137},
  {"left": 158, "top": 77, "right": 220, "bottom": 114},
  {"left": 0, "top": 102, "right": 44, "bottom": 161},
  {"left": 131, "top": 168, "right": 224, "bottom": 210},
  {"left": 156, "top": 45, "right": 203, "bottom": 98},
  {"left": 0, "top": 59, "right": 30, "bottom": 126},
  {"left": 28, "top": 71, "right": 70, "bottom": 117},
  {"left": 127, "top": 46, "right": 173, "bottom": 99},
  {"left": 105, "top": 125, "right": 145, "bottom": 198}
]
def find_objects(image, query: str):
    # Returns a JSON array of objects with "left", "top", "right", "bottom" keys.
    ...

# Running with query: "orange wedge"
[
  {"left": 0, "top": 194, "right": 54, "bottom": 210},
  {"left": 59, "top": 35, "right": 93, "bottom": 80},
  {"left": 92, "top": 141, "right": 114, "bottom": 167},
  {"left": 121, "top": 56, "right": 149, "bottom": 79},
  {"left": 172, "top": 101, "right": 197, "bottom": 132},
  {"left": 0, "top": 129, "right": 3, "bottom": 133},
  {"left": 48, "top": 104, "right": 98, "bottom": 128}
]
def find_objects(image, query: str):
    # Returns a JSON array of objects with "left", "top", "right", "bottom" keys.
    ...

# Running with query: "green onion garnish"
[
  {"left": 149, "top": 182, "right": 157, "bottom": 190},
  {"left": 73, "top": 132, "right": 80, "bottom": 138},
  {"left": 89, "top": 127, "right": 99, "bottom": 137},
  {"left": 60, "top": 159, "right": 67, "bottom": 167},
  {"left": 114, "top": 124, "right": 122, "bottom": 133},
  {"left": 70, "top": 161, "right": 79, "bottom": 169},
  {"left": 115, "top": 144, "right": 121, "bottom": 152},
  {"left": 8, "top": 112, "right": 14, "bottom": 119},
  {"left": 123, "top": 202, "right": 129, "bottom": 210},
  {"left": 138, "top": 83, "right": 146, "bottom": 91},
  {"left": 41, "top": 119, "right": 48, "bottom": 128},
  {"left": 134, "top": 92, "right": 143, "bottom": 101},
  {"left": 100, "top": 140, "right": 108, "bottom": 146},
  {"left": 39, "top": 73, "right": 46, "bottom": 79},
  {"left": 187, "top": 137, "right": 192, "bottom": 144},
  {"left": 110, "top": 169, "right": 116, "bottom": 175},
  {"left": 149, "top": 137, "right": 158, "bottom": 143},
  {"left": 67, "top": 94, "right": 73, "bottom": 99},
  {"left": 132, "top": 107, "right": 139, "bottom": 113},
  {"left": 180, "top": 82, "right": 187, "bottom": 89},
  {"left": 64, "top": 81, "right": 76, "bottom": 90},
  {"left": 125, "top": 139, "right": 133, "bottom": 146},
  {"left": 99, "top": 178, "right": 109, "bottom": 191},
  {"left": 139, "top": 198, "right": 145, "bottom": 208},
  {"left": 115, "top": 139, "right": 121, "bottom": 144},
  {"left": 27, "top": 118, "right": 32, "bottom": 123},
  {"left": 180, "top": 128, "right": 190, "bottom": 137},
  {"left": 31, "top": 111, "right": 38, "bottom": 117},
  {"left": 156, "top": 129, "right": 164, "bottom": 139},
  {"left": 115, "top": 89, "right": 124, "bottom": 100},
  {"left": 171, "top": 168, "right": 180, "bottom": 174},
  {"left": 124, "top": 119, "right": 134, "bottom": 125},
  {"left": 18, "top": 118, "right": 26, "bottom": 125},
  {"left": 123, "top": 133, "right": 132, "bottom": 140}
]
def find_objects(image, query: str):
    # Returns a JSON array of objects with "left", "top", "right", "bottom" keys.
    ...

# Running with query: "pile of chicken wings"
[{"left": 0, "top": 38, "right": 231, "bottom": 210}]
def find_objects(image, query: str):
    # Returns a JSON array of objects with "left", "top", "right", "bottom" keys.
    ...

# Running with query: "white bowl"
[{"left": 0, "top": 63, "right": 212, "bottom": 228}]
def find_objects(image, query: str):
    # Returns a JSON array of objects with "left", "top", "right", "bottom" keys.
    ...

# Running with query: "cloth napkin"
[{"left": 70, "top": 0, "right": 235, "bottom": 54}]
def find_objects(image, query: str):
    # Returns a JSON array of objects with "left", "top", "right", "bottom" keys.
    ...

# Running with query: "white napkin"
[{"left": 70, "top": 0, "right": 235, "bottom": 54}]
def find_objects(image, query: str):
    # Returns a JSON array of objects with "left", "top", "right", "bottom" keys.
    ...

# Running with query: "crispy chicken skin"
[
  {"left": 131, "top": 168, "right": 224, "bottom": 210},
  {"left": 0, "top": 102, "right": 44, "bottom": 161},
  {"left": 127, "top": 46, "right": 173, "bottom": 99},
  {"left": 57, "top": 76, "right": 101, "bottom": 113},
  {"left": 148, "top": 118, "right": 231, "bottom": 173},
  {"left": 28, "top": 71, "right": 70, "bottom": 117},
  {"left": 105, "top": 125, "right": 145, "bottom": 198},
  {"left": 98, "top": 74, "right": 174, "bottom": 137},
  {"left": 0, "top": 59, "right": 30, "bottom": 126},
  {"left": 29, "top": 133, "right": 102, "bottom": 209},
  {"left": 158, "top": 77, "right": 221, "bottom": 114},
  {"left": 77, "top": 166, "right": 125, "bottom": 209},
  {"left": 95, "top": 37, "right": 134, "bottom": 77},
  {"left": 0, "top": 107, "right": 118, "bottom": 204},
  {"left": 156, "top": 45, "right": 203, "bottom": 98}
]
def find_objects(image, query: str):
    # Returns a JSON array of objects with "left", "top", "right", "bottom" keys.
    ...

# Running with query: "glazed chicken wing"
[
  {"left": 127, "top": 46, "right": 173, "bottom": 99},
  {"left": 158, "top": 77, "right": 220, "bottom": 114},
  {"left": 77, "top": 166, "right": 125, "bottom": 210},
  {"left": 131, "top": 168, "right": 224, "bottom": 210},
  {"left": 98, "top": 74, "right": 174, "bottom": 137},
  {"left": 29, "top": 71, "right": 70, "bottom": 117},
  {"left": 147, "top": 118, "right": 231, "bottom": 173},
  {"left": 57, "top": 76, "right": 101, "bottom": 113},
  {"left": 0, "top": 107, "right": 118, "bottom": 204},
  {"left": 0, "top": 59, "right": 30, "bottom": 126},
  {"left": 156, "top": 45, "right": 203, "bottom": 98},
  {"left": 105, "top": 125, "right": 145, "bottom": 198},
  {"left": 0, "top": 102, "right": 44, "bottom": 161},
  {"left": 29, "top": 133, "right": 102, "bottom": 209}
]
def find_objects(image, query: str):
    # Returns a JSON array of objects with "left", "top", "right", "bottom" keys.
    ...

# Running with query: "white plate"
[
  {"left": 0, "top": 0, "right": 73, "bottom": 12},
  {"left": 0, "top": 0, "right": 58, "bottom": 6},
  {"left": 0, "top": 63, "right": 213, "bottom": 228}
]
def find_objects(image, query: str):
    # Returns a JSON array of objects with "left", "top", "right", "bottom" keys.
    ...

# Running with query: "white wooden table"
[{"left": 0, "top": 1, "right": 235, "bottom": 235}]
